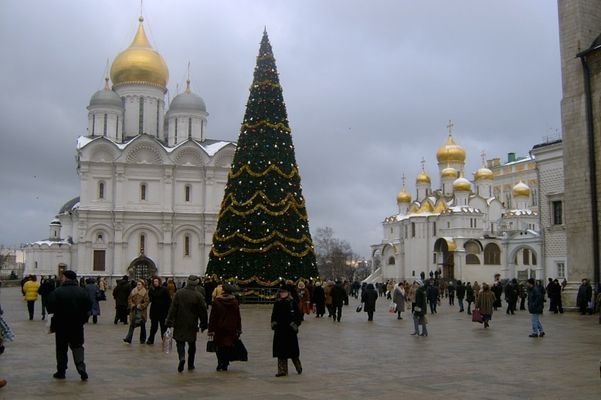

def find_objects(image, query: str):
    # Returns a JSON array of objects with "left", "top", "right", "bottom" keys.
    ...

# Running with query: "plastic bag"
[
  {"left": 162, "top": 328, "right": 173, "bottom": 354},
  {"left": 388, "top": 302, "right": 397, "bottom": 313}
]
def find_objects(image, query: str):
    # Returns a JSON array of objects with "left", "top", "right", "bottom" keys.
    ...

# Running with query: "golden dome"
[
  {"left": 512, "top": 181, "right": 530, "bottom": 197},
  {"left": 474, "top": 166, "right": 494, "bottom": 181},
  {"left": 441, "top": 166, "right": 458, "bottom": 179},
  {"left": 396, "top": 190, "right": 412, "bottom": 204},
  {"left": 416, "top": 171, "right": 431, "bottom": 185},
  {"left": 110, "top": 17, "right": 169, "bottom": 88},
  {"left": 453, "top": 177, "right": 472, "bottom": 192},
  {"left": 436, "top": 134, "right": 466, "bottom": 164}
]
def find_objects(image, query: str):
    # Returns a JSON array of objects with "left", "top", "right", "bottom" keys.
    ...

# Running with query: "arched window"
[
  {"left": 98, "top": 181, "right": 105, "bottom": 199},
  {"left": 184, "top": 234, "right": 190, "bottom": 256},
  {"left": 388, "top": 256, "right": 395, "bottom": 265},
  {"left": 185, "top": 185, "right": 191, "bottom": 202},
  {"left": 523, "top": 248, "right": 530, "bottom": 265},
  {"left": 465, "top": 241, "right": 481, "bottom": 265},
  {"left": 140, "top": 183, "right": 147, "bottom": 201},
  {"left": 140, "top": 234, "right": 145, "bottom": 254},
  {"left": 411, "top": 222, "right": 416, "bottom": 238},
  {"left": 484, "top": 243, "right": 501, "bottom": 265}
]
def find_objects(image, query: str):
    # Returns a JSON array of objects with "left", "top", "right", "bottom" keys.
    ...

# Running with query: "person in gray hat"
[
  {"left": 167, "top": 275, "right": 208, "bottom": 372},
  {"left": 46, "top": 270, "right": 92, "bottom": 380}
]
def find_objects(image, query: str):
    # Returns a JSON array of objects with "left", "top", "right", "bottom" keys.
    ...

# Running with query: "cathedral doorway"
[
  {"left": 434, "top": 238, "right": 456, "bottom": 280},
  {"left": 127, "top": 255, "right": 158, "bottom": 281}
]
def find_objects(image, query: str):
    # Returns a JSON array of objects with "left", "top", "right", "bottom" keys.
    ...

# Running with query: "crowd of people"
[{"left": 0, "top": 272, "right": 599, "bottom": 387}]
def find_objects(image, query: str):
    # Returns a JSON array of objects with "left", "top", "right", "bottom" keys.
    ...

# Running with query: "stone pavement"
[{"left": 0, "top": 286, "right": 599, "bottom": 400}]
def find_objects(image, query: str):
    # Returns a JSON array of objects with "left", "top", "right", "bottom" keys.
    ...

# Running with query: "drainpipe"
[{"left": 577, "top": 51, "right": 600, "bottom": 297}]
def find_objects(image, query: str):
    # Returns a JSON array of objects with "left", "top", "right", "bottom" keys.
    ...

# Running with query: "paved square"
[{"left": 0, "top": 286, "right": 599, "bottom": 400}]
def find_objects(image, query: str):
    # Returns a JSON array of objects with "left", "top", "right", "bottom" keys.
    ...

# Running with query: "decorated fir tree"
[{"left": 206, "top": 30, "right": 318, "bottom": 283}]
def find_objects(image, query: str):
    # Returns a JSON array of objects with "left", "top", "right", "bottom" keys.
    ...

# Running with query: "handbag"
[
  {"left": 388, "top": 302, "right": 397, "bottom": 313},
  {"left": 133, "top": 309, "right": 143, "bottom": 327},
  {"left": 230, "top": 338, "right": 248, "bottom": 362},
  {"left": 472, "top": 309, "right": 483, "bottom": 323},
  {"left": 162, "top": 328, "right": 173, "bottom": 354},
  {"left": 206, "top": 338, "right": 217, "bottom": 353},
  {"left": 356, "top": 304, "right": 363, "bottom": 312}
]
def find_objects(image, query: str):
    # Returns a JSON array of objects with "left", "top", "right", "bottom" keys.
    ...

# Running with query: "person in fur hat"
[{"left": 167, "top": 275, "right": 208, "bottom": 372}]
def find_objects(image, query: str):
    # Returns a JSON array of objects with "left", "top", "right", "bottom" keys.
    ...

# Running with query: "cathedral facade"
[
  {"left": 24, "top": 17, "right": 235, "bottom": 281},
  {"left": 370, "top": 132, "right": 550, "bottom": 285}
]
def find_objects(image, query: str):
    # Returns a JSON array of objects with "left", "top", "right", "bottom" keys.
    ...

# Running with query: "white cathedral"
[
  {"left": 23, "top": 17, "right": 235, "bottom": 281},
  {"left": 370, "top": 132, "right": 545, "bottom": 285}
]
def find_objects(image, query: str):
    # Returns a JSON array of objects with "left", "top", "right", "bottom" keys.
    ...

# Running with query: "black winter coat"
[
  {"left": 166, "top": 286, "right": 208, "bottom": 342},
  {"left": 466, "top": 285, "right": 475, "bottom": 302},
  {"left": 456, "top": 284, "right": 466, "bottom": 299},
  {"left": 271, "top": 297, "right": 302, "bottom": 359},
  {"left": 46, "top": 280, "right": 92, "bottom": 334},
  {"left": 113, "top": 280, "right": 131, "bottom": 307},
  {"left": 361, "top": 287, "right": 378, "bottom": 312},
  {"left": 330, "top": 284, "right": 347, "bottom": 307},
  {"left": 527, "top": 285, "right": 544, "bottom": 314},
  {"left": 149, "top": 285, "right": 171, "bottom": 320}
]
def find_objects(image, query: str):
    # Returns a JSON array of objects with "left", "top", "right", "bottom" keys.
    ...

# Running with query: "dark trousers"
[
  {"left": 147, "top": 318, "right": 167, "bottom": 343},
  {"left": 115, "top": 305, "right": 128, "bottom": 324},
  {"left": 458, "top": 298, "right": 464, "bottom": 311},
  {"left": 27, "top": 300, "right": 35, "bottom": 320},
  {"left": 55, "top": 328, "right": 86, "bottom": 375},
  {"left": 333, "top": 305, "right": 342, "bottom": 322},
  {"left": 41, "top": 297, "right": 48, "bottom": 318},
  {"left": 125, "top": 322, "right": 146, "bottom": 343},
  {"left": 429, "top": 300, "right": 437, "bottom": 314},
  {"left": 467, "top": 301, "right": 472, "bottom": 314},
  {"left": 506, "top": 300, "right": 516, "bottom": 314},
  {"left": 326, "top": 304, "right": 334, "bottom": 317},
  {"left": 216, "top": 345, "right": 232, "bottom": 368},
  {"left": 277, "top": 357, "right": 301, "bottom": 375},
  {"left": 449, "top": 294, "right": 455, "bottom": 305},
  {"left": 520, "top": 297, "right": 526, "bottom": 310},
  {"left": 367, "top": 311, "right": 374, "bottom": 321},
  {"left": 176, "top": 340, "right": 196, "bottom": 367}
]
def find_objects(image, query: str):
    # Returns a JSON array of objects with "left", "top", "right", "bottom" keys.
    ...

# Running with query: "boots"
[
  {"left": 292, "top": 358, "right": 302, "bottom": 375},
  {"left": 276, "top": 358, "right": 288, "bottom": 377}
]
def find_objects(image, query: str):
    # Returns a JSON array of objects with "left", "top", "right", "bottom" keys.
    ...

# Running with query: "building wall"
[{"left": 558, "top": 0, "right": 601, "bottom": 289}]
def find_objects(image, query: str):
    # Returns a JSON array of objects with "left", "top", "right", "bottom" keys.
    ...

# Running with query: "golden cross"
[
  {"left": 447, "top": 119, "right": 454, "bottom": 135},
  {"left": 480, "top": 150, "right": 487, "bottom": 165},
  {"left": 401, "top": 173, "right": 406, "bottom": 188},
  {"left": 420, "top": 157, "right": 426, "bottom": 171}
]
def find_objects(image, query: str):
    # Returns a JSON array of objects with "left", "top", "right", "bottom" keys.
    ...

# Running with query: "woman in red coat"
[{"left": 208, "top": 283, "right": 242, "bottom": 372}]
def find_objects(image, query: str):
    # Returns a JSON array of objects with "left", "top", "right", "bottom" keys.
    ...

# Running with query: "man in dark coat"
[
  {"left": 330, "top": 280, "right": 347, "bottom": 322},
  {"left": 166, "top": 275, "right": 208, "bottom": 372},
  {"left": 412, "top": 280, "right": 428, "bottom": 336},
  {"left": 146, "top": 277, "right": 171, "bottom": 345},
  {"left": 576, "top": 278, "right": 592, "bottom": 315},
  {"left": 312, "top": 282, "right": 326, "bottom": 317},
  {"left": 112, "top": 275, "right": 131, "bottom": 324},
  {"left": 271, "top": 285, "right": 302, "bottom": 377},
  {"left": 426, "top": 280, "right": 439, "bottom": 314},
  {"left": 465, "top": 282, "right": 475, "bottom": 314},
  {"left": 492, "top": 281, "right": 503, "bottom": 311},
  {"left": 46, "top": 270, "right": 92, "bottom": 380},
  {"left": 38, "top": 276, "right": 56, "bottom": 320},
  {"left": 527, "top": 278, "right": 545, "bottom": 338},
  {"left": 361, "top": 283, "right": 378, "bottom": 321},
  {"left": 208, "top": 283, "right": 242, "bottom": 372},
  {"left": 504, "top": 279, "right": 518, "bottom": 315},
  {"left": 456, "top": 280, "right": 466, "bottom": 312}
]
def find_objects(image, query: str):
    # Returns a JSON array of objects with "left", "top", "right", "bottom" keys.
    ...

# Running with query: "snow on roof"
[
  {"left": 76, "top": 135, "right": 235, "bottom": 157},
  {"left": 501, "top": 155, "right": 533, "bottom": 167},
  {"left": 444, "top": 206, "right": 482, "bottom": 214},
  {"left": 26, "top": 240, "right": 71, "bottom": 247},
  {"left": 504, "top": 209, "right": 537, "bottom": 217}
]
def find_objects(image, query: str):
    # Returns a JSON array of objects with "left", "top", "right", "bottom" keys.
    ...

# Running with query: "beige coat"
[
  {"left": 128, "top": 287, "right": 150, "bottom": 321},
  {"left": 476, "top": 289, "right": 496, "bottom": 316}
]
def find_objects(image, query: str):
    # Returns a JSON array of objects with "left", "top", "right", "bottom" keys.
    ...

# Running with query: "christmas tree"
[{"left": 206, "top": 30, "right": 318, "bottom": 284}]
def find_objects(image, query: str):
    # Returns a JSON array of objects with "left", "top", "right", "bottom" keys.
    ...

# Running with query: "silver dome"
[
  {"left": 168, "top": 90, "right": 207, "bottom": 114},
  {"left": 89, "top": 88, "right": 123, "bottom": 109}
]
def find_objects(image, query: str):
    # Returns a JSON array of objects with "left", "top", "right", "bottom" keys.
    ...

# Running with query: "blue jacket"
[{"left": 527, "top": 285, "right": 544, "bottom": 314}]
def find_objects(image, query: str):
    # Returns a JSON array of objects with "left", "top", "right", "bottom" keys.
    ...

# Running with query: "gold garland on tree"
[{"left": 229, "top": 164, "right": 297, "bottom": 179}]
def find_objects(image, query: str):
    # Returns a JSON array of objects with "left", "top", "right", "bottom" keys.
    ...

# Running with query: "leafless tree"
[{"left": 314, "top": 227, "right": 355, "bottom": 281}]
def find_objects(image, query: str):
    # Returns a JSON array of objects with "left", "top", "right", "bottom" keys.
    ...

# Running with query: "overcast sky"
[{"left": 0, "top": 0, "right": 562, "bottom": 257}]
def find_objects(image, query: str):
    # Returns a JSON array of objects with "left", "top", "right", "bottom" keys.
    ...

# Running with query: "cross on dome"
[{"left": 446, "top": 119, "right": 454, "bottom": 135}]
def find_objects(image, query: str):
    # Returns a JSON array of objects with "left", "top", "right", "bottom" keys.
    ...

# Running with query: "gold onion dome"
[
  {"left": 110, "top": 17, "right": 169, "bottom": 88},
  {"left": 441, "top": 166, "right": 458, "bottom": 179},
  {"left": 512, "top": 181, "right": 531, "bottom": 197},
  {"left": 436, "top": 134, "right": 466, "bottom": 163},
  {"left": 453, "top": 176, "right": 472, "bottom": 192},
  {"left": 396, "top": 190, "right": 412, "bottom": 204},
  {"left": 416, "top": 170, "right": 431, "bottom": 184},
  {"left": 474, "top": 166, "right": 494, "bottom": 181}
]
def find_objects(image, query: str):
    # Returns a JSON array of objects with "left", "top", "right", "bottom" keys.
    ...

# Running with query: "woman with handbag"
[
  {"left": 123, "top": 280, "right": 149, "bottom": 344},
  {"left": 208, "top": 283, "right": 242, "bottom": 372},
  {"left": 476, "top": 283, "right": 496, "bottom": 328},
  {"left": 271, "top": 285, "right": 303, "bottom": 377},
  {"left": 411, "top": 280, "right": 428, "bottom": 336}
]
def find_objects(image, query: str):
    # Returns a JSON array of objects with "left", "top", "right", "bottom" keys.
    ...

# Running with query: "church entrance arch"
[
  {"left": 127, "top": 255, "right": 158, "bottom": 281},
  {"left": 434, "top": 238, "right": 456, "bottom": 279}
]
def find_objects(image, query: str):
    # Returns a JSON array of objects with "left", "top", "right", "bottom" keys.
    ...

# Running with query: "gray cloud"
[{"left": 0, "top": 0, "right": 561, "bottom": 256}]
